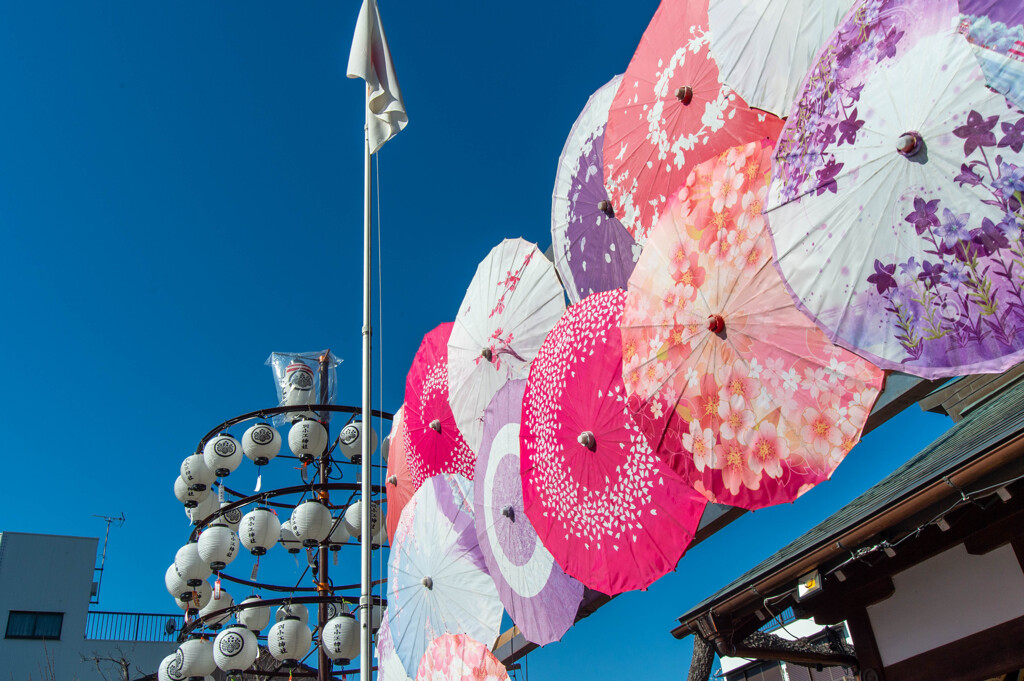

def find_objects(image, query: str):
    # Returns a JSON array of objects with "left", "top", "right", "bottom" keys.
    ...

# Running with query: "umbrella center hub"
[
  {"left": 387, "top": 474, "right": 398, "bottom": 486},
  {"left": 675, "top": 85, "right": 693, "bottom": 105},
  {"left": 480, "top": 347, "right": 493, "bottom": 362},
  {"left": 429, "top": 419, "right": 442, "bottom": 433},
  {"left": 708, "top": 314, "right": 726, "bottom": 334},
  {"left": 501, "top": 505, "right": 515, "bottom": 521},
  {"left": 421, "top": 576, "right": 433, "bottom": 590},
  {"left": 897, "top": 131, "right": 923, "bottom": 158},
  {"left": 578, "top": 430, "right": 597, "bottom": 451},
  {"left": 597, "top": 199, "right": 614, "bottom": 217}
]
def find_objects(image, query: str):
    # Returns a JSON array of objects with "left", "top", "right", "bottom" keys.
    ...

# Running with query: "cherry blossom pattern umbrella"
[
  {"left": 404, "top": 323, "right": 476, "bottom": 487},
  {"left": 415, "top": 634, "right": 509, "bottom": 681},
  {"left": 602, "top": 0, "right": 784, "bottom": 244},
  {"left": 387, "top": 474, "right": 503, "bottom": 675},
  {"left": 552, "top": 75, "right": 640, "bottom": 304},
  {"left": 766, "top": 0, "right": 1024, "bottom": 378},
  {"left": 385, "top": 405, "right": 414, "bottom": 544},
  {"left": 448, "top": 238, "right": 566, "bottom": 454},
  {"left": 376, "top": 610, "right": 413, "bottom": 681},
  {"left": 473, "top": 379, "right": 583, "bottom": 646},
  {"left": 958, "top": 0, "right": 1024, "bottom": 109},
  {"left": 707, "top": 0, "right": 855, "bottom": 117},
  {"left": 521, "top": 289, "right": 707, "bottom": 595},
  {"left": 622, "top": 140, "right": 886, "bottom": 509}
]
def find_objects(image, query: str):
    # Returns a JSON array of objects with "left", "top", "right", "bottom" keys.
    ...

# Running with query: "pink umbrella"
[
  {"left": 521, "top": 289, "right": 707, "bottom": 595},
  {"left": 602, "top": 0, "right": 784, "bottom": 244},
  {"left": 621, "top": 140, "right": 886, "bottom": 508},
  {"left": 404, "top": 323, "right": 477, "bottom": 487},
  {"left": 385, "top": 405, "right": 414, "bottom": 544},
  {"left": 415, "top": 634, "right": 509, "bottom": 681}
]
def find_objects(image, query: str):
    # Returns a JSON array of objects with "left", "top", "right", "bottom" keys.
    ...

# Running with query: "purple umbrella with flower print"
[
  {"left": 766, "top": 0, "right": 1024, "bottom": 378},
  {"left": 472, "top": 379, "right": 583, "bottom": 646},
  {"left": 552, "top": 75, "right": 640, "bottom": 304},
  {"left": 387, "top": 473, "right": 502, "bottom": 676}
]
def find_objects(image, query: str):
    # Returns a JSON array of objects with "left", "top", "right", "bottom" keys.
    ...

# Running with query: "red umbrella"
[
  {"left": 404, "top": 323, "right": 476, "bottom": 487},
  {"left": 384, "top": 405, "right": 414, "bottom": 544},
  {"left": 603, "top": 0, "right": 784, "bottom": 244},
  {"left": 520, "top": 289, "right": 707, "bottom": 595}
]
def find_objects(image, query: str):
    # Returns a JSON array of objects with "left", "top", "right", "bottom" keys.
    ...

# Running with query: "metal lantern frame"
[{"left": 169, "top": 356, "right": 392, "bottom": 681}]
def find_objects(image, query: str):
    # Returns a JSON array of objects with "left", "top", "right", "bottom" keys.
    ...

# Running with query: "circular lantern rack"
[{"left": 167, "top": 372, "right": 394, "bottom": 681}]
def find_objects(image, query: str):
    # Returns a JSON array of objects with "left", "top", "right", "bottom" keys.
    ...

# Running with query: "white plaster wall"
[{"left": 866, "top": 543, "right": 1024, "bottom": 666}]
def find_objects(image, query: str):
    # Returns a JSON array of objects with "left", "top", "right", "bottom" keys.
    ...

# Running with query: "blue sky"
[{"left": 0, "top": 1, "right": 953, "bottom": 678}]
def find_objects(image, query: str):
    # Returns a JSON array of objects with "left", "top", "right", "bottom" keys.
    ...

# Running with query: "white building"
[{"left": 0, "top": 531, "right": 177, "bottom": 681}]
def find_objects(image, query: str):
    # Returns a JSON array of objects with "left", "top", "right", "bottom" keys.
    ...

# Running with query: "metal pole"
[
  {"left": 359, "top": 116, "right": 374, "bottom": 681},
  {"left": 318, "top": 353, "right": 332, "bottom": 681}
]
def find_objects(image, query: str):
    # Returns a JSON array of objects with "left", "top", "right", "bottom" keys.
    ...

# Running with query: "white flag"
[{"left": 346, "top": 0, "right": 407, "bottom": 154}]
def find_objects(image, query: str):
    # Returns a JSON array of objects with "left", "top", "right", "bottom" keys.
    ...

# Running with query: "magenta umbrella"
[
  {"left": 520, "top": 289, "right": 708, "bottom": 595},
  {"left": 404, "top": 323, "right": 477, "bottom": 488},
  {"left": 473, "top": 379, "right": 583, "bottom": 645}
]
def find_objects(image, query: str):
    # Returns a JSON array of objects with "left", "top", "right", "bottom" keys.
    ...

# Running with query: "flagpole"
[{"left": 359, "top": 105, "right": 374, "bottom": 681}]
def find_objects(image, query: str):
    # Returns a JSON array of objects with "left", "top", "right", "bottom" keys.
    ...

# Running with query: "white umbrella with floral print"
[
  {"left": 767, "top": 0, "right": 1024, "bottom": 378},
  {"left": 448, "top": 238, "right": 566, "bottom": 453}
]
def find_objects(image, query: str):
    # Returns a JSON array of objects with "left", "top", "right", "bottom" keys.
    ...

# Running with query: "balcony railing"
[{"left": 86, "top": 611, "right": 180, "bottom": 642}]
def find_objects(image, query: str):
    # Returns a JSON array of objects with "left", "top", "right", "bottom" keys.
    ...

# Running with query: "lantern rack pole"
[{"left": 317, "top": 353, "right": 333, "bottom": 681}]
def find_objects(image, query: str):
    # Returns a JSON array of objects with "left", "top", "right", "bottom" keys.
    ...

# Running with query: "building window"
[{"left": 5, "top": 611, "right": 64, "bottom": 640}]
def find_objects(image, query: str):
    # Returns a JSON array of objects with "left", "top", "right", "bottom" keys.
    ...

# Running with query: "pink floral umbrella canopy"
[
  {"left": 385, "top": 405, "right": 414, "bottom": 544},
  {"left": 521, "top": 289, "right": 707, "bottom": 595},
  {"left": 448, "top": 238, "right": 565, "bottom": 454},
  {"left": 766, "top": 0, "right": 1024, "bottom": 378},
  {"left": 602, "top": 0, "right": 784, "bottom": 244},
  {"left": 622, "top": 140, "right": 885, "bottom": 509},
  {"left": 387, "top": 474, "right": 502, "bottom": 675},
  {"left": 415, "top": 634, "right": 509, "bottom": 681},
  {"left": 473, "top": 379, "right": 583, "bottom": 645},
  {"left": 404, "top": 323, "right": 476, "bottom": 487}
]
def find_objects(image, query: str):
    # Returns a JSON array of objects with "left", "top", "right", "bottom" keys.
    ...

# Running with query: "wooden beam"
[
  {"left": 802, "top": 578, "right": 895, "bottom": 626},
  {"left": 845, "top": 609, "right": 887, "bottom": 681}
]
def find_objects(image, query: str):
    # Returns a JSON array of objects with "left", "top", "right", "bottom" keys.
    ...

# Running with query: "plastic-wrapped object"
[{"left": 265, "top": 351, "right": 341, "bottom": 426}]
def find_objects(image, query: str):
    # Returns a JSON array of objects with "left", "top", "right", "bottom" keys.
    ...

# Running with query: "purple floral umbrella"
[
  {"left": 472, "top": 379, "right": 583, "bottom": 646},
  {"left": 387, "top": 474, "right": 502, "bottom": 675},
  {"left": 766, "top": 0, "right": 1024, "bottom": 378},
  {"left": 552, "top": 75, "right": 640, "bottom": 304}
]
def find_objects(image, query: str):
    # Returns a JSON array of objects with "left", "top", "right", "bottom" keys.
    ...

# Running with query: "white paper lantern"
[
  {"left": 287, "top": 419, "right": 327, "bottom": 462},
  {"left": 242, "top": 423, "right": 281, "bottom": 465},
  {"left": 187, "top": 494, "right": 219, "bottom": 526},
  {"left": 372, "top": 518, "right": 387, "bottom": 548},
  {"left": 199, "top": 589, "right": 234, "bottom": 629},
  {"left": 174, "top": 543, "right": 212, "bottom": 586},
  {"left": 290, "top": 500, "right": 332, "bottom": 547},
  {"left": 236, "top": 596, "right": 270, "bottom": 632},
  {"left": 238, "top": 507, "right": 280, "bottom": 555},
  {"left": 219, "top": 502, "right": 242, "bottom": 532},
  {"left": 327, "top": 516, "right": 350, "bottom": 551},
  {"left": 280, "top": 519, "right": 302, "bottom": 554},
  {"left": 274, "top": 603, "right": 309, "bottom": 625},
  {"left": 174, "top": 476, "right": 211, "bottom": 509},
  {"left": 213, "top": 624, "right": 259, "bottom": 674},
  {"left": 165, "top": 564, "right": 191, "bottom": 600},
  {"left": 282, "top": 358, "right": 316, "bottom": 421},
  {"left": 181, "top": 454, "right": 215, "bottom": 491},
  {"left": 203, "top": 434, "right": 243, "bottom": 477},
  {"left": 341, "top": 501, "right": 381, "bottom": 539},
  {"left": 197, "top": 524, "right": 239, "bottom": 571},
  {"left": 267, "top": 617, "right": 312, "bottom": 666},
  {"left": 175, "top": 580, "right": 212, "bottom": 612},
  {"left": 321, "top": 613, "right": 359, "bottom": 663},
  {"left": 158, "top": 653, "right": 186, "bottom": 681},
  {"left": 178, "top": 637, "right": 216, "bottom": 678},
  {"left": 337, "top": 421, "right": 378, "bottom": 463}
]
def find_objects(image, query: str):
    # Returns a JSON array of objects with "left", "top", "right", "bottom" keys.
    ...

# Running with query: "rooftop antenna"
[{"left": 91, "top": 512, "right": 126, "bottom": 605}]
